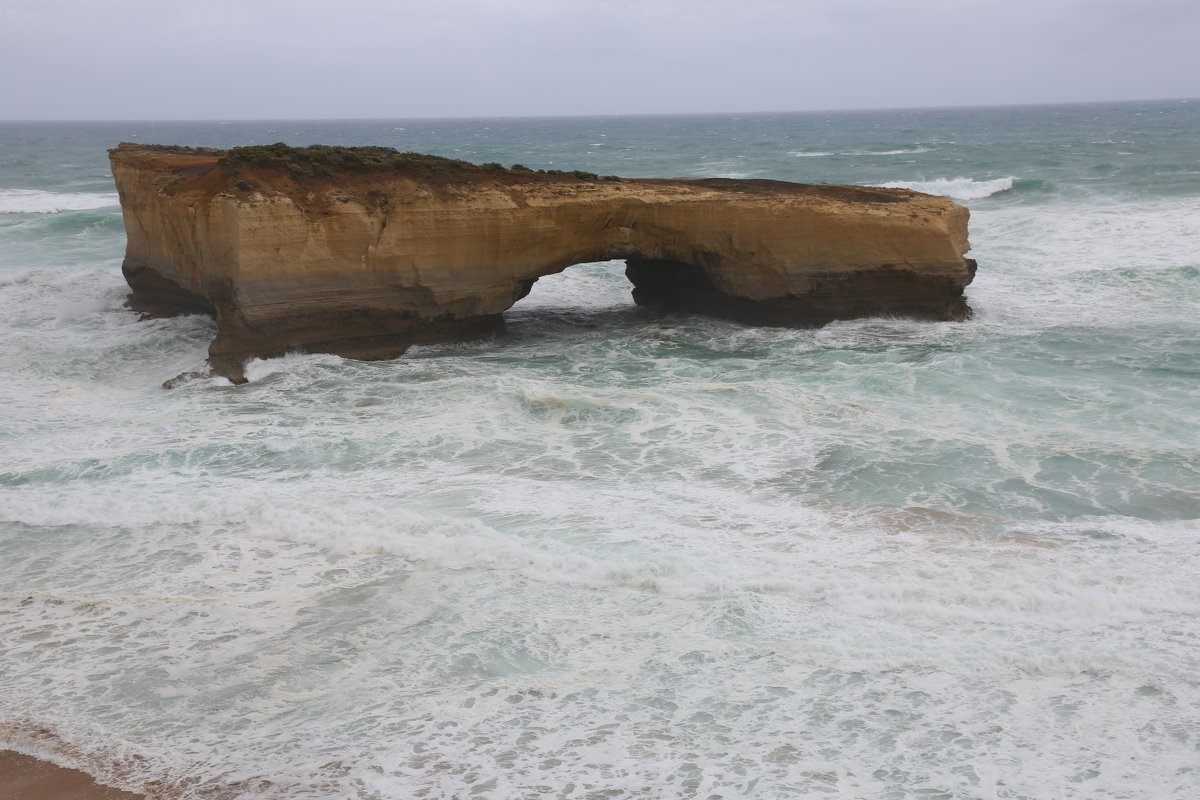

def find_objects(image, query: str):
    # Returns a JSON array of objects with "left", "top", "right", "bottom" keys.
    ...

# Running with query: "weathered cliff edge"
[{"left": 109, "top": 143, "right": 976, "bottom": 383}]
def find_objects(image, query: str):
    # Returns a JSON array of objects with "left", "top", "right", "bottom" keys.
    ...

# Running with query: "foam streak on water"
[{"left": 1, "top": 103, "right": 1199, "bottom": 798}]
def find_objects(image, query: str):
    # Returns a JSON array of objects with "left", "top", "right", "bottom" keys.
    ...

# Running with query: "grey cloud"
[{"left": 0, "top": 0, "right": 1195, "bottom": 118}]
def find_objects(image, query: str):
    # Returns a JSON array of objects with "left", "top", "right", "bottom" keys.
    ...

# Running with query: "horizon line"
[{"left": 0, "top": 95, "right": 1194, "bottom": 125}]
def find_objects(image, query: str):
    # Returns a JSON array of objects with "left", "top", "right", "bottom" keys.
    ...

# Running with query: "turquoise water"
[{"left": 1, "top": 101, "right": 1199, "bottom": 799}]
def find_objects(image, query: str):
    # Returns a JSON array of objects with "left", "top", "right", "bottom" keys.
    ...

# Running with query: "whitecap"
[
  {"left": 877, "top": 176, "right": 1015, "bottom": 201},
  {"left": 791, "top": 148, "right": 936, "bottom": 158},
  {"left": 0, "top": 189, "right": 120, "bottom": 214},
  {"left": 844, "top": 147, "right": 934, "bottom": 156}
]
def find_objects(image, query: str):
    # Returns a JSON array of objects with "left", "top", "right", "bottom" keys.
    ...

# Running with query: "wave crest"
[
  {"left": 790, "top": 147, "right": 934, "bottom": 158},
  {"left": 0, "top": 189, "right": 120, "bottom": 214},
  {"left": 877, "top": 176, "right": 1016, "bottom": 201}
]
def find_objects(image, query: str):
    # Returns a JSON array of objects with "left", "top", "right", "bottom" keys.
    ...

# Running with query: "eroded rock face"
[{"left": 109, "top": 143, "right": 976, "bottom": 383}]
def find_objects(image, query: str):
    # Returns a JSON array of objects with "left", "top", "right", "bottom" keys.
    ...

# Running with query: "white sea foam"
[
  {"left": 877, "top": 176, "right": 1015, "bottom": 200},
  {"left": 965, "top": 194, "right": 1200, "bottom": 340},
  {"left": 0, "top": 188, "right": 120, "bottom": 213},
  {"left": 697, "top": 157, "right": 751, "bottom": 179},
  {"left": 4, "top": 475, "right": 1198, "bottom": 799}
]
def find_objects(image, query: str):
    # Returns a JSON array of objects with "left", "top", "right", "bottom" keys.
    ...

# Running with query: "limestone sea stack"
[{"left": 109, "top": 143, "right": 977, "bottom": 383}]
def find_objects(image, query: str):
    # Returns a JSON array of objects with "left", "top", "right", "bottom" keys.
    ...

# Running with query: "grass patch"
[
  {"left": 221, "top": 143, "right": 483, "bottom": 179},
  {"left": 220, "top": 143, "right": 618, "bottom": 183}
]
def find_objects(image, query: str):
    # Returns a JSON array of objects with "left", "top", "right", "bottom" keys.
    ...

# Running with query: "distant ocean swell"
[{"left": 791, "top": 147, "right": 936, "bottom": 157}]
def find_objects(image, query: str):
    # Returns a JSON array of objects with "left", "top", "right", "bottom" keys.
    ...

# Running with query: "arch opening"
[
  {"left": 504, "top": 256, "right": 742, "bottom": 328},
  {"left": 505, "top": 256, "right": 834, "bottom": 330}
]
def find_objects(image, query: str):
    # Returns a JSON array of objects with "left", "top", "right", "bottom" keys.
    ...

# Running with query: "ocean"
[{"left": 1, "top": 101, "right": 1198, "bottom": 799}]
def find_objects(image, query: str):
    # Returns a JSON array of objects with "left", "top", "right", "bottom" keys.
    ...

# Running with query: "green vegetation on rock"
[
  {"left": 219, "top": 143, "right": 619, "bottom": 183},
  {"left": 221, "top": 143, "right": 479, "bottom": 179}
]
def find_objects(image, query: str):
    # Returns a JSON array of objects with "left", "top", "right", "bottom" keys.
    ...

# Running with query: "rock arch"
[{"left": 110, "top": 144, "right": 976, "bottom": 384}]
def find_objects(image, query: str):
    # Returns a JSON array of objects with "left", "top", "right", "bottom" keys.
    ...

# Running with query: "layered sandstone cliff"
[{"left": 109, "top": 143, "right": 976, "bottom": 383}]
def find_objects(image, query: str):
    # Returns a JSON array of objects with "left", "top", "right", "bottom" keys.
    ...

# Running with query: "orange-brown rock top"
[{"left": 109, "top": 142, "right": 976, "bottom": 383}]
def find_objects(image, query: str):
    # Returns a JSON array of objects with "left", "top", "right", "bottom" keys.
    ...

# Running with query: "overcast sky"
[{"left": 2, "top": 0, "right": 1197, "bottom": 119}]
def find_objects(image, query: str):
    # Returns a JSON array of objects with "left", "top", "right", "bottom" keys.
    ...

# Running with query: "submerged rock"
[
  {"left": 109, "top": 143, "right": 977, "bottom": 383},
  {"left": 161, "top": 368, "right": 213, "bottom": 390}
]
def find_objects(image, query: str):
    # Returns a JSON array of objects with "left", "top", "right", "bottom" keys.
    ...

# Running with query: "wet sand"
[{"left": 0, "top": 750, "right": 145, "bottom": 800}]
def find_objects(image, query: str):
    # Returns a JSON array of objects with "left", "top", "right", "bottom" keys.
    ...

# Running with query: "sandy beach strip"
[{"left": 0, "top": 750, "right": 146, "bottom": 800}]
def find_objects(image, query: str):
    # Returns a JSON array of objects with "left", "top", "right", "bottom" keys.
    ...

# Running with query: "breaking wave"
[
  {"left": 0, "top": 189, "right": 120, "bottom": 214},
  {"left": 877, "top": 176, "right": 1018, "bottom": 201}
]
